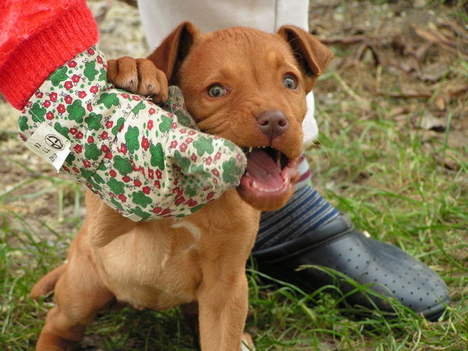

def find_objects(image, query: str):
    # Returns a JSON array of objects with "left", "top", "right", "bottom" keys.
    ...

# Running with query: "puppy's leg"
[
  {"left": 31, "top": 264, "right": 67, "bottom": 299},
  {"left": 35, "top": 262, "right": 114, "bottom": 351},
  {"left": 197, "top": 273, "right": 250, "bottom": 351}
]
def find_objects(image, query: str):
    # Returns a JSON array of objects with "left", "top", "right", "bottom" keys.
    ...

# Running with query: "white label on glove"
[{"left": 24, "top": 123, "right": 71, "bottom": 172}]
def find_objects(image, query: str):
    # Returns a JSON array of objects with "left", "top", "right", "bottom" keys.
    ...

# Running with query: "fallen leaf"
[{"left": 417, "top": 113, "right": 446, "bottom": 132}]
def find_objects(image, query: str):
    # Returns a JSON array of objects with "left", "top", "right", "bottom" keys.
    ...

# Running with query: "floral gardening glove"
[{"left": 19, "top": 46, "right": 247, "bottom": 221}]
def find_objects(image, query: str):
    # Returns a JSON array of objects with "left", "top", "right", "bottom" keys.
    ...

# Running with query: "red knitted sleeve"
[{"left": 0, "top": 0, "right": 99, "bottom": 110}]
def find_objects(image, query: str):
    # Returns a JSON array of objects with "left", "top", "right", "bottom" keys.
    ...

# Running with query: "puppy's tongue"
[{"left": 245, "top": 149, "right": 284, "bottom": 190}]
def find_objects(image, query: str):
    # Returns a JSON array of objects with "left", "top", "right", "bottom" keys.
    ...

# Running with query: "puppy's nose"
[{"left": 257, "top": 110, "right": 289, "bottom": 140}]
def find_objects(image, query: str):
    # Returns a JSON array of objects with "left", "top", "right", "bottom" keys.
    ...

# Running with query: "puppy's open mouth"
[{"left": 238, "top": 147, "right": 298, "bottom": 197}]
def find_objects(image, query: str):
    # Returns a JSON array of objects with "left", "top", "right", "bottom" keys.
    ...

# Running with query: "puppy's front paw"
[{"left": 107, "top": 57, "right": 169, "bottom": 103}]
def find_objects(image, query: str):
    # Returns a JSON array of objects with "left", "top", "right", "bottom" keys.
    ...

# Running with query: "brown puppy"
[{"left": 31, "top": 22, "right": 332, "bottom": 351}]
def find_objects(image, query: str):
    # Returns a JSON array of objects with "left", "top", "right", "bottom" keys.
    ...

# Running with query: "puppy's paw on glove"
[{"left": 19, "top": 46, "right": 247, "bottom": 221}]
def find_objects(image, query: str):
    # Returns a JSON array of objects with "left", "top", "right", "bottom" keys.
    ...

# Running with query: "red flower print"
[
  {"left": 74, "top": 145, "right": 83, "bottom": 153},
  {"left": 109, "top": 170, "right": 116, "bottom": 177},
  {"left": 72, "top": 167, "right": 80, "bottom": 173},
  {"left": 206, "top": 156, "right": 212, "bottom": 165},
  {"left": 142, "top": 186, "right": 151, "bottom": 194},
  {"left": 188, "top": 130, "right": 196, "bottom": 136},
  {"left": 215, "top": 152, "right": 222, "bottom": 160},
  {"left": 64, "top": 81, "right": 73, "bottom": 90},
  {"left": 90, "top": 86, "right": 99, "bottom": 94},
  {"left": 141, "top": 137, "right": 150, "bottom": 151},
  {"left": 57, "top": 104, "right": 66, "bottom": 114},
  {"left": 149, "top": 108, "right": 156, "bottom": 115},
  {"left": 70, "top": 128, "right": 78, "bottom": 135},
  {"left": 46, "top": 112, "right": 54, "bottom": 120},
  {"left": 121, "top": 93, "right": 130, "bottom": 99},
  {"left": 153, "top": 207, "right": 162, "bottom": 214},
  {"left": 68, "top": 60, "right": 77, "bottom": 68},
  {"left": 76, "top": 132, "right": 84, "bottom": 139},
  {"left": 105, "top": 152, "right": 113, "bottom": 159},
  {"left": 147, "top": 120, "right": 154, "bottom": 130},
  {"left": 101, "top": 131, "right": 108, "bottom": 140},
  {"left": 191, "top": 154, "right": 197, "bottom": 162},
  {"left": 105, "top": 120, "right": 113, "bottom": 128},
  {"left": 170, "top": 140, "right": 178, "bottom": 149},
  {"left": 83, "top": 160, "right": 91, "bottom": 168},
  {"left": 171, "top": 122, "right": 178, "bottom": 129},
  {"left": 49, "top": 92, "right": 58, "bottom": 101},
  {"left": 87, "top": 103, "right": 93, "bottom": 112},
  {"left": 78, "top": 91, "right": 87, "bottom": 99},
  {"left": 65, "top": 95, "right": 73, "bottom": 104},
  {"left": 206, "top": 192, "right": 215, "bottom": 200},
  {"left": 87, "top": 48, "right": 95, "bottom": 55},
  {"left": 148, "top": 169, "right": 154, "bottom": 179},
  {"left": 161, "top": 208, "right": 171, "bottom": 216},
  {"left": 97, "top": 56, "right": 103, "bottom": 64},
  {"left": 43, "top": 100, "right": 51, "bottom": 108},
  {"left": 119, "top": 143, "right": 127, "bottom": 154},
  {"left": 87, "top": 136, "right": 94, "bottom": 143},
  {"left": 154, "top": 180, "right": 161, "bottom": 188},
  {"left": 180, "top": 143, "right": 188, "bottom": 152},
  {"left": 72, "top": 74, "right": 80, "bottom": 83},
  {"left": 132, "top": 95, "right": 141, "bottom": 101},
  {"left": 175, "top": 197, "right": 185, "bottom": 205},
  {"left": 172, "top": 188, "right": 183, "bottom": 198},
  {"left": 156, "top": 170, "right": 162, "bottom": 179},
  {"left": 35, "top": 91, "right": 43, "bottom": 98},
  {"left": 118, "top": 194, "right": 127, "bottom": 202},
  {"left": 122, "top": 176, "right": 131, "bottom": 182},
  {"left": 101, "top": 145, "right": 110, "bottom": 153},
  {"left": 185, "top": 137, "right": 194, "bottom": 144},
  {"left": 134, "top": 179, "right": 142, "bottom": 187},
  {"left": 212, "top": 169, "right": 220, "bottom": 177},
  {"left": 186, "top": 199, "right": 198, "bottom": 207}
]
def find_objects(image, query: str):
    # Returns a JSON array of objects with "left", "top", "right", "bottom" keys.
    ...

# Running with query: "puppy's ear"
[
  {"left": 277, "top": 26, "right": 333, "bottom": 92},
  {"left": 147, "top": 21, "right": 200, "bottom": 84}
]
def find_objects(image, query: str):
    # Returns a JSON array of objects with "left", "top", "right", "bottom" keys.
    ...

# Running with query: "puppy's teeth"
[
  {"left": 249, "top": 147, "right": 253, "bottom": 153},
  {"left": 275, "top": 150, "right": 282, "bottom": 167}
]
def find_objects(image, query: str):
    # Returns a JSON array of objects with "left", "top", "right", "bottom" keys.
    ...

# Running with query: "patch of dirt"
[{"left": 308, "top": 0, "right": 468, "bottom": 181}]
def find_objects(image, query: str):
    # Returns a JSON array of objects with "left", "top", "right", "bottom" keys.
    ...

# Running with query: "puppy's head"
[{"left": 148, "top": 22, "right": 333, "bottom": 211}]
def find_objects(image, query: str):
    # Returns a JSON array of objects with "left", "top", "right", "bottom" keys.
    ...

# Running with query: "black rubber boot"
[{"left": 252, "top": 214, "right": 450, "bottom": 321}]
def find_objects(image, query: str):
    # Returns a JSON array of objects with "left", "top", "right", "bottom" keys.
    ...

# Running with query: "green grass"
[{"left": 1, "top": 89, "right": 466, "bottom": 349}]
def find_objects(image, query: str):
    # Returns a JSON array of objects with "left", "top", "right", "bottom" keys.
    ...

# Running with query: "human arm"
[{"left": 0, "top": 0, "right": 247, "bottom": 221}]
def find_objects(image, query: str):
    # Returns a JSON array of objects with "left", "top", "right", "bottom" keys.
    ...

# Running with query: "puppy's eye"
[
  {"left": 207, "top": 84, "right": 227, "bottom": 98},
  {"left": 283, "top": 75, "right": 298, "bottom": 89}
]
